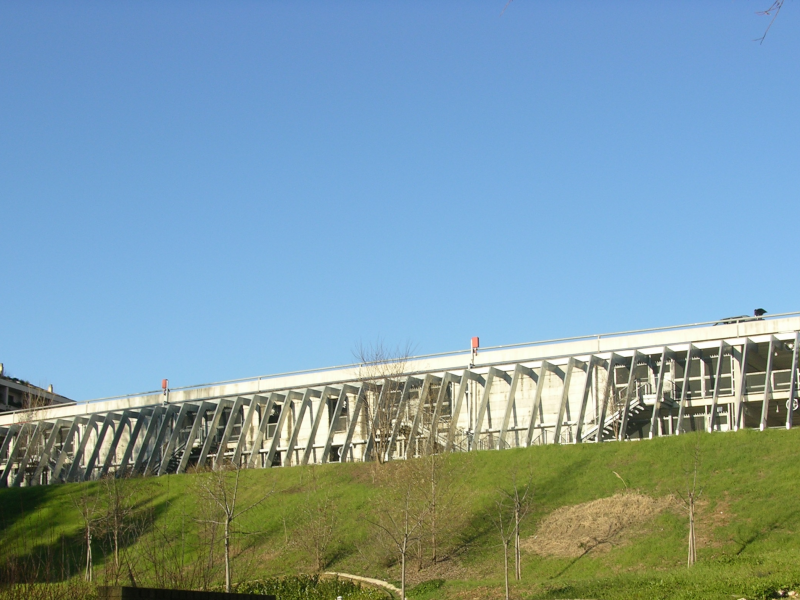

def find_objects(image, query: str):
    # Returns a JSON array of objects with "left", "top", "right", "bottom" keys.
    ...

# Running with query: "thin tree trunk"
[
  {"left": 85, "top": 531, "right": 93, "bottom": 582},
  {"left": 688, "top": 497, "right": 696, "bottom": 567},
  {"left": 514, "top": 504, "right": 521, "bottom": 580},
  {"left": 431, "top": 457, "right": 437, "bottom": 564},
  {"left": 224, "top": 519, "right": 231, "bottom": 592},
  {"left": 114, "top": 519, "right": 120, "bottom": 579},
  {"left": 503, "top": 540, "right": 510, "bottom": 600},
  {"left": 431, "top": 501, "right": 437, "bottom": 564},
  {"left": 401, "top": 539, "right": 407, "bottom": 600}
]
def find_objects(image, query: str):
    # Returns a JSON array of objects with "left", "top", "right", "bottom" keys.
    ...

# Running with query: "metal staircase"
[{"left": 582, "top": 382, "right": 650, "bottom": 442}]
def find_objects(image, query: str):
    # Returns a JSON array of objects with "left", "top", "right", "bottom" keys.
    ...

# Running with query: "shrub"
[
  {"left": 235, "top": 575, "right": 390, "bottom": 600},
  {"left": 407, "top": 579, "right": 445, "bottom": 597}
]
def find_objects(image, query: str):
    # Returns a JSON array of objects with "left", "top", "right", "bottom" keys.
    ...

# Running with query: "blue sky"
[{"left": 2, "top": 1, "right": 798, "bottom": 401}]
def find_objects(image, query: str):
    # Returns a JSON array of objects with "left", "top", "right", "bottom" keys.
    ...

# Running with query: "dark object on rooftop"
[{"left": 716, "top": 308, "right": 768, "bottom": 326}]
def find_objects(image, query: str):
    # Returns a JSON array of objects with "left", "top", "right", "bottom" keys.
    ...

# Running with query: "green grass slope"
[{"left": 2, "top": 429, "right": 800, "bottom": 600}]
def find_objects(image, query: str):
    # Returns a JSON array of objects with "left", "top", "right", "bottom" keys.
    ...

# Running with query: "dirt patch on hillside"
[{"left": 522, "top": 492, "right": 673, "bottom": 558}]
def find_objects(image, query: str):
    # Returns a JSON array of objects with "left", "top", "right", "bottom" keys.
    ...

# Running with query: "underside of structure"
[{"left": 1, "top": 314, "right": 799, "bottom": 487}]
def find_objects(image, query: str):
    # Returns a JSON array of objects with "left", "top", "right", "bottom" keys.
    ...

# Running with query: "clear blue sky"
[{"left": 2, "top": 1, "right": 798, "bottom": 401}]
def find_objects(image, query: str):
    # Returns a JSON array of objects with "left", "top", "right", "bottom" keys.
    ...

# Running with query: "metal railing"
[{"left": 6, "top": 311, "right": 800, "bottom": 419}]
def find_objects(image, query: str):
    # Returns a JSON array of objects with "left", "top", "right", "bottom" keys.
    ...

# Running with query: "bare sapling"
[
  {"left": 72, "top": 485, "right": 101, "bottom": 582},
  {"left": 418, "top": 451, "right": 468, "bottom": 570},
  {"left": 98, "top": 475, "right": 141, "bottom": 585},
  {"left": 295, "top": 466, "right": 338, "bottom": 571},
  {"left": 354, "top": 340, "right": 414, "bottom": 465},
  {"left": 488, "top": 492, "right": 515, "bottom": 600},
  {"left": 196, "top": 464, "right": 275, "bottom": 592},
  {"left": 367, "top": 460, "right": 428, "bottom": 600},
  {"left": 675, "top": 441, "right": 703, "bottom": 567},
  {"left": 501, "top": 471, "right": 533, "bottom": 581}
]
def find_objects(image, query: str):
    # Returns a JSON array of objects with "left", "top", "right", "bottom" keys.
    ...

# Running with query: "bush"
[
  {"left": 0, "top": 581, "right": 97, "bottom": 600},
  {"left": 235, "top": 575, "right": 391, "bottom": 600},
  {"left": 407, "top": 579, "right": 445, "bottom": 597}
]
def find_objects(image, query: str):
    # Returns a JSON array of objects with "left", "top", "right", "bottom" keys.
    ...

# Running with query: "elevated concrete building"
[
  {"left": 0, "top": 364, "right": 73, "bottom": 413},
  {"left": 0, "top": 313, "right": 798, "bottom": 487}
]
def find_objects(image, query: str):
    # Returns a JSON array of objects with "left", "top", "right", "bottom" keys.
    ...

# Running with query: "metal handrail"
[{"left": 582, "top": 385, "right": 648, "bottom": 440}]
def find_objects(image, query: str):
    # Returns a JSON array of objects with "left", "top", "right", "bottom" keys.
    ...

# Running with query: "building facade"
[
  {"left": 0, "top": 366, "right": 73, "bottom": 414},
  {"left": 0, "top": 314, "right": 798, "bottom": 487}
]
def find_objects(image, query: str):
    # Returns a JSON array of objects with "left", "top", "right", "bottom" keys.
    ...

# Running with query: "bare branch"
[
  {"left": 756, "top": 0, "right": 785, "bottom": 44},
  {"left": 353, "top": 339, "right": 415, "bottom": 464},
  {"left": 194, "top": 465, "right": 275, "bottom": 591},
  {"left": 233, "top": 490, "right": 275, "bottom": 521}
]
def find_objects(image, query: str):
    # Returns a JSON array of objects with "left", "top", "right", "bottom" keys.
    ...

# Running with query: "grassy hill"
[{"left": 2, "top": 428, "right": 800, "bottom": 599}]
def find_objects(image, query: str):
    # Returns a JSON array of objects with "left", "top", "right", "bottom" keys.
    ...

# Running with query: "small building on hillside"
[{"left": 0, "top": 364, "right": 73, "bottom": 412}]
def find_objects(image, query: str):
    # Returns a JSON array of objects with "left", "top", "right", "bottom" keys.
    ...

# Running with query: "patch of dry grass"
[{"left": 522, "top": 492, "right": 673, "bottom": 558}]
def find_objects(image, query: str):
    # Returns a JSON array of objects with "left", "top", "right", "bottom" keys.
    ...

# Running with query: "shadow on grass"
[
  {"left": 549, "top": 537, "right": 612, "bottom": 579},
  {"left": 449, "top": 505, "right": 494, "bottom": 558},
  {"left": 0, "top": 485, "right": 63, "bottom": 537},
  {"left": 732, "top": 509, "right": 800, "bottom": 556},
  {"left": 0, "top": 488, "right": 174, "bottom": 585},
  {"left": 326, "top": 542, "right": 356, "bottom": 567}
]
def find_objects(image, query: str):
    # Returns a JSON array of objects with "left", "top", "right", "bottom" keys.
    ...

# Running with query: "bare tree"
[
  {"left": 501, "top": 2, "right": 788, "bottom": 46},
  {"left": 354, "top": 340, "right": 414, "bottom": 465},
  {"left": 72, "top": 485, "right": 101, "bottom": 582},
  {"left": 416, "top": 452, "right": 470, "bottom": 570},
  {"left": 675, "top": 442, "right": 703, "bottom": 567},
  {"left": 4, "top": 387, "right": 54, "bottom": 486},
  {"left": 294, "top": 467, "right": 338, "bottom": 572},
  {"left": 195, "top": 465, "right": 275, "bottom": 592},
  {"left": 368, "top": 460, "right": 429, "bottom": 600},
  {"left": 22, "top": 389, "right": 48, "bottom": 412},
  {"left": 136, "top": 489, "right": 217, "bottom": 591},
  {"left": 503, "top": 472, "right": 533, "bottom": 581},
  {"left": 488, "top": 493, "right": 514, "bottom": 600},
  {"left": 138, "top": 501, "right": 184, "bottom": 589},
  {"left": 424, "top": 453, "right": 442, "bottom": 567},
  {"left": 488, "top": 471, "right": 533, "bottom": 600},
  {"left": 98, "top": 476, "right": 141, "bottom": 585},
  {"left": 757, "top": 0, "right": 786, "bottom": 44}
]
